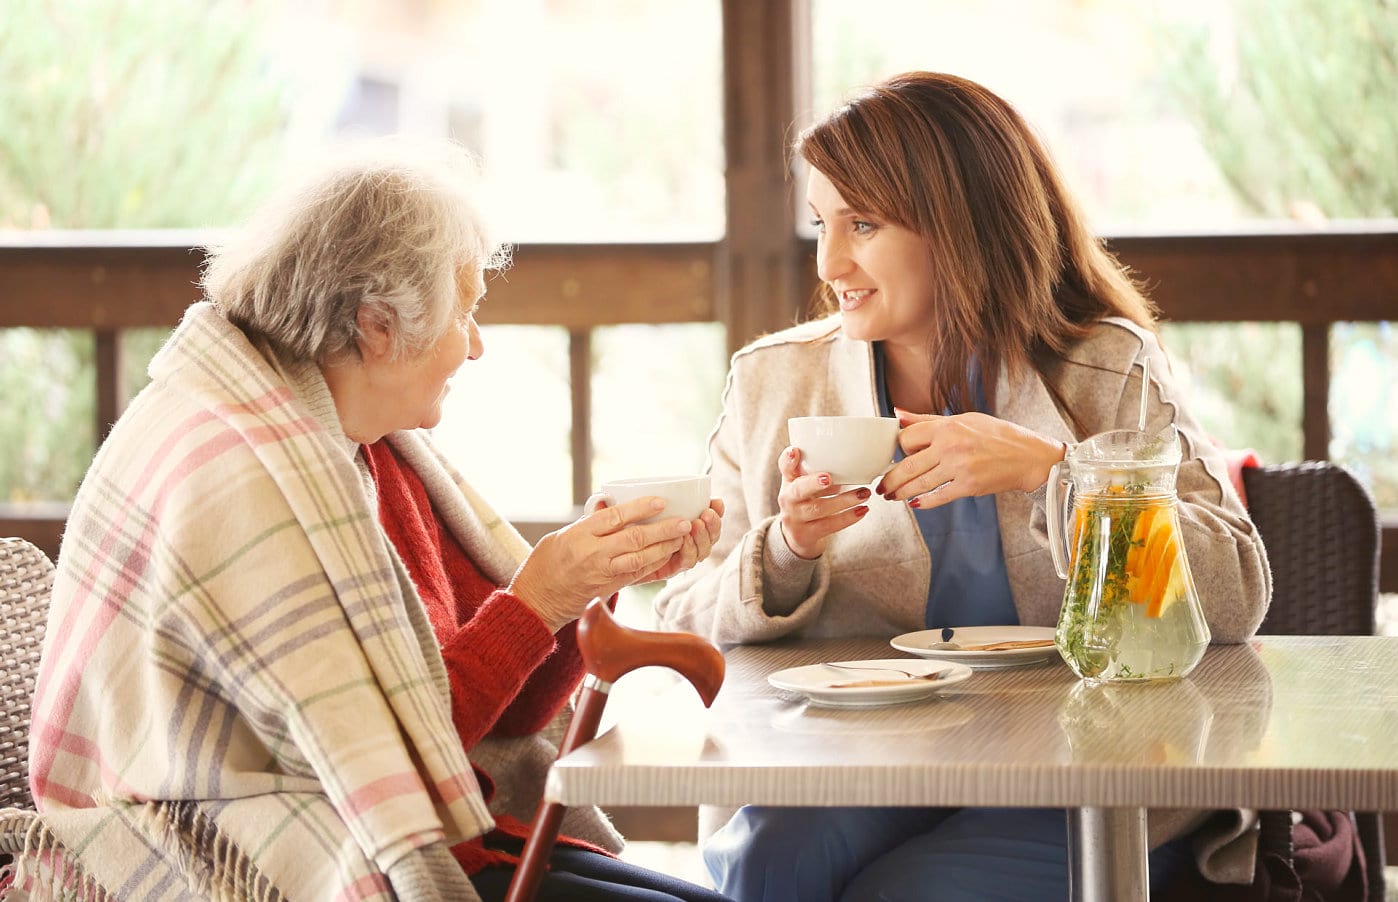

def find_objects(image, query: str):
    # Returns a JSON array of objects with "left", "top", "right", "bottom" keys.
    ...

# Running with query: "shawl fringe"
[
  {"left": 3, "top": 811, "right": 111, "bottom": 902},
  {"left": 1, "top": 804, "right": 285, "bottom": 902},
  {"left": 143, "top": 802, "right": 285, "bottom": 902}
]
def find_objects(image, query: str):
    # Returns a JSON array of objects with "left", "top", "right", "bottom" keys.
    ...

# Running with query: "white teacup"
[
  {"left": 788, "top": 416, "right": 899, "bottom": 485},
  {"left": 595, "top": 475, "right": 711, "bottom": 524}
]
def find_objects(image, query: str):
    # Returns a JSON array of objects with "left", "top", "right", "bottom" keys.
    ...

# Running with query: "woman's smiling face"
[{"left": 807, "top": 166, "right": 938, "bottom": 351}]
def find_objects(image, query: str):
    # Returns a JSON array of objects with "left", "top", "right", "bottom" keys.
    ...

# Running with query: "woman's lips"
[{"left": 839, "top": 288, "right": 874, "bottom": 312}]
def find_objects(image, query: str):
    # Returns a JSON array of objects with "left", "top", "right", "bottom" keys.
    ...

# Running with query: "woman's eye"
[
  {"left": 853, "top": 220, "right": 877, "bottom": 234},
  {"left": 808, "top": 218, "right": 825, "bottom": 233}
]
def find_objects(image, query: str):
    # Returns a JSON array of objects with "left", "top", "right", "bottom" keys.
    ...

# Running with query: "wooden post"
[
  {"left": 570, "top": 328, "right": 592, "bottom": 507},
  {"left": 1300, "top": 324, "right": 1331, "bottom": 461},
  {"left": 717, "top": 0, "right": 810, "bottom": 355}
]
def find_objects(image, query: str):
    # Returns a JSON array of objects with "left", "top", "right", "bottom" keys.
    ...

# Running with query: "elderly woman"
[{"left": 21, "top": 139, "right": 728, "bottom": 902}]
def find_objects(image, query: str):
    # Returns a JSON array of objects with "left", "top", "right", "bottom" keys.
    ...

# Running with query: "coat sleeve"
[{"left": 652, "top": 354, "right": 831, "bottom": 644}]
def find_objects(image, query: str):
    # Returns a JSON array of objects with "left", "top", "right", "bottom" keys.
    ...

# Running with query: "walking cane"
[{"left": 504, "top": 596, "right": 725, "bottom": 902}]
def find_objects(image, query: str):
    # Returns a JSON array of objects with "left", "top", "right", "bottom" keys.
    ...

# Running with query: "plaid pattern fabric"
[{"left": 23, "top": 303, "right": 503, "bottom": 900}]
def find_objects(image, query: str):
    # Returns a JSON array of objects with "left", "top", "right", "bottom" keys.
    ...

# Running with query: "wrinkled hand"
[
  {"left": 877, "top": 408, "right": 1066, "bottom": 509},
  {"left": 778, "top": 446, "right": 872, "bottom": 560},
  {"left": 630, "top": 498, "right": 725, "bottom": 584},
  {"left": 509, "top": 498, "right": 693, "bottom": 632}
]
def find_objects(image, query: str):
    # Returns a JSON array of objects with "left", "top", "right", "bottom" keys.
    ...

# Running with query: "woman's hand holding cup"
[
  {"left": 634, "top": 499, "right": 724, "bottom": 583},
  {"left": 777, "top": 446, "right": 872, "bottom": 561},
  {"left": 588, "top": 475, "right": 724, "bottom": 586},
  {"left": 779, "top": 416, "right": 897, "bottom": 560},
  {"left": 510, "top": 475, "right": 724, "bottom": 632},
  {"left": 509, "top": 496, "right": 694, "bottom": 633}
]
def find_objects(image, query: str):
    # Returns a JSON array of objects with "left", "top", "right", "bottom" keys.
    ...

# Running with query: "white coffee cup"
[
  {"left": 787, "top": 416, "right": 900, "bottom": 485},
  {"left": 595, "top": 475, "right": 711, "bottom": 524}
]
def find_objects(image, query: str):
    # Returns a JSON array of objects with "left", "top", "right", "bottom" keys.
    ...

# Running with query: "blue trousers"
[
  {"left": 703, "top": 805, "right": 1194, "bottom": 902},
  {"left": 472, "top": 836, "right": 734, "bottom": 902}
]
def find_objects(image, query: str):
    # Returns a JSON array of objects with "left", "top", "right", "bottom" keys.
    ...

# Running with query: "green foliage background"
[
  {"left": 0, "top": 0, "right": 304, "bottom": 501},
  {"left": 0, "top": 0, "right": 291, "bottom": 229},
  {"left": 1152, "top": 0, "right": 1396, "bottom": 220},
  {"left": 1150, "top": 0, "right": 1397, "bottom": 505}
]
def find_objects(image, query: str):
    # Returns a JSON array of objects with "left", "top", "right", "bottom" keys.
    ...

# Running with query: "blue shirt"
[{"left": 873, "top": 344, "right": 1018, "bottom": 629}]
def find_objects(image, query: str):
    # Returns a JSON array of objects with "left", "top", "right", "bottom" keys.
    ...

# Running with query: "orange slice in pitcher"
[
  {"left": 1144, "top": 533, "right": 1180, "bottom": 618},
  {"left": 1129, "top": 510, "right": 1176, "bottom": 612},
  {"left": 1126, "top": 505, "right": 1160, "bottom": 581}
]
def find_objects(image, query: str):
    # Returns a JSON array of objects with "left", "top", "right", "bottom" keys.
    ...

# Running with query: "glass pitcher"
[{"left": 1046, "top": 425, "right": 1210, "bottom": 683}]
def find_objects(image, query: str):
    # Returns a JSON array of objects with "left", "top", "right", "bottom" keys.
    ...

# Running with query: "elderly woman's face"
[
  {"left": 358, "top": 270, "right": 485, "bottom": 437},
  {"left": 400, "top": 270, "right": 485, "bottom": 432}
]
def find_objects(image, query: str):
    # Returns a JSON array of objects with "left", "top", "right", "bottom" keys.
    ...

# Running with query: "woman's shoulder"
[
  {"left": 731, "top": 314, "right": 844, "bottom": 364},
  {"left": 1060, "top": 316, "right": 1163, "bottom": 371}
]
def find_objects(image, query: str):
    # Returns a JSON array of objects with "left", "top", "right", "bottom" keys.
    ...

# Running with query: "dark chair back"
[
  {"left": 1241, "top": 462, "right": 1385, "bottom": 901},
  {"left": 1244, "top": 461, "right": 1380, "bottom": 636}
]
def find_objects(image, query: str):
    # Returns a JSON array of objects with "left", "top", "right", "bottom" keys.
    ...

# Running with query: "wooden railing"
[{"left": 1, "top": 228, "right": 1396, "bottom": 592}]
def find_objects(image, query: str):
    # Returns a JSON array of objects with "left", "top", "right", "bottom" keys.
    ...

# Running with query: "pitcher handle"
[{"left": 1045, "top": 460, "right": 1073, "bottom": 579}]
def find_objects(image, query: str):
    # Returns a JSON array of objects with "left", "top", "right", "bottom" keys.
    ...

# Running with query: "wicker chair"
[
  {"left": 1242, "top": 461, "right": 1386, "bottom": 902},
  {"left": 0, "top": 538, "right": 51, "bottom": 813},
  {"left": 0, "top": 537, "right": 54, "bottom": 872}
]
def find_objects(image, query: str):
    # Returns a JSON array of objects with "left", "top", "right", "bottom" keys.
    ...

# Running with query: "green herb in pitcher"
[{"left": 1055, "top": 490, "right": 1206, "bottom": 681}]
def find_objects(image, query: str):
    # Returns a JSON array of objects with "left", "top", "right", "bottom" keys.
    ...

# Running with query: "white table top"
[{"left": 547, "top": 635, "right": 1398, "bottom": 812}]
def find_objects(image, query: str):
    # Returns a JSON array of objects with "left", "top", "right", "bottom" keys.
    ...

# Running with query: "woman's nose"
[{"left": 815, "top": 233, "right": 851, "bottom": 284}]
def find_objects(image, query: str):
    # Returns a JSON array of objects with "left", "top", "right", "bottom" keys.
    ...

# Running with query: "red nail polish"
[
  {"left": 857, "top": 488, "right": 871, "bottom": 500},
  {"left": 856, "top": 506, "right": 869, "bottom": 517},
  {"left": 908, "top": 496, "right": 921, "bottom": 509},
  {"left": 818, "top": 475, "right": 831, "bottom": 487}
]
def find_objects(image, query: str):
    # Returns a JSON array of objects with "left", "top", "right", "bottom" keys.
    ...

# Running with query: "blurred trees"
[
  {"left": 0, "top": 0, "right": 294, "bottom": 230},
  {"left": 1151, "top": 0, "right": 1397, "bottom": 502},
  {"left": 1153, "top": 0, "right": 1396, "bottom": 220},
  {"left": 0, "top": 0, "right": 309, "bottom": 501}
]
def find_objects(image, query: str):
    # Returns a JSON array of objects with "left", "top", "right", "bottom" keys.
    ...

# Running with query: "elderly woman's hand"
[
  {"left": 877, "top": 409, "right": 1067, "bottom": 508},
  {"left": 636, "top": 499, "right": 725, "bottom": 584},
  {"left": 508, "top": 498, "right": 696, "bottom": 632},
  {"left": 777, "top": 446, "right": 872, "bottom": 560}
]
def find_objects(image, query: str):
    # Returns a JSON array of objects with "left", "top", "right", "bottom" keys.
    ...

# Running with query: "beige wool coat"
[{"left": 654, "top": 314, "right": 1271, "bottom": 647}]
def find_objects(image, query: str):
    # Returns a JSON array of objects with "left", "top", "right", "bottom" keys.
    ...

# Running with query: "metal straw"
[{"left": 1137, "top": 357, "right": 1151, "bottom": 431}]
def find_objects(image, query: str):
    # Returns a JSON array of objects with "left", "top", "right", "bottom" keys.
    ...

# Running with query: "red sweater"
[{"left": 363, "top": 440, "right": 601, "bottom": 874}]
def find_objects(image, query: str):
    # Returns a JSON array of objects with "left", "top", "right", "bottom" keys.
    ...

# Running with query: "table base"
[{"left": 1067, "top": 806, "right": 1148, "bottom": 902}]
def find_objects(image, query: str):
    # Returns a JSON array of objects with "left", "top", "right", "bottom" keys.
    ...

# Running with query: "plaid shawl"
[{"left": 18, "top": 302, "right": 542, "bottom": 900}]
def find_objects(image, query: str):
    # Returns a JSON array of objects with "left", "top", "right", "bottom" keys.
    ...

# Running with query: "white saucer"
[
  {"left": 767, "top": 658, "right": 972, "bottom": 708},
  {"left": 890, "top": 626, "right": 1061, "bottom": 670},
  {"left": 771, "top": 699, "right": 976, "bottom": 734}
]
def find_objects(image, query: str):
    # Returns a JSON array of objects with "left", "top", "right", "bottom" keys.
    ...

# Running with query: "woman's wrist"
[
  {"left": 1027, "top": 436, "right": 1069, "bottom": 492},
  {"left": 777, "top": 517, "right": 823, "bottom": 561},
  {"left": 506, "top": 567, "right": 570, "bottom": 633}
]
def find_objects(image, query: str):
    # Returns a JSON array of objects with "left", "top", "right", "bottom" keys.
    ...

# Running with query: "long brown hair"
[{"left": 796, "top": 71, "right": 1157, "bottom": 416}]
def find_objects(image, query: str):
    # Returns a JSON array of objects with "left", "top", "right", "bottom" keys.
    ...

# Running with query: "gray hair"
[{"left": 201, "top": 136, "right": 510, "bottom": 362}]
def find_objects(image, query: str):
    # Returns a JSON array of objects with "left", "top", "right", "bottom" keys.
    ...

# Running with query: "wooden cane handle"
[{"left": 578, "top": 598, "right": 725, "bottom": 706}]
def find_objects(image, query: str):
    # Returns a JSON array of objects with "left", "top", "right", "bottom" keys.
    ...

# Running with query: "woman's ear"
[{"left": 355, "top": 304, "right": 394, "bottom": 361}]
